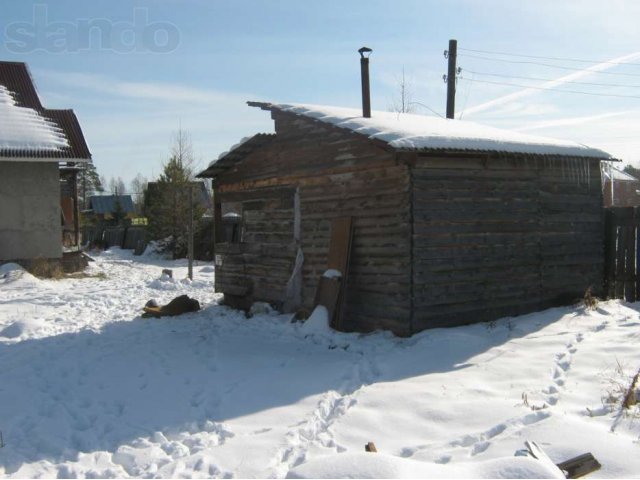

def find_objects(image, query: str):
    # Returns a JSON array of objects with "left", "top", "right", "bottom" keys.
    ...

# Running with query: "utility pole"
[
  {"left": 188, "top": 184, "right": 194, "bottom": 280},
  {"left": 446, "top": 39, "right": 457, "bottom": 119}
]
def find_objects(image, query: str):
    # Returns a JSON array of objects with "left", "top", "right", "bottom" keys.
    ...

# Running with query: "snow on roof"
[
  {"left": 269, "top": 103, "right": 612, "bottom": 159},
  {"left": 602, "top": 165, "right": 639, "bottom": 182},
  {"left": 208, "top": 136, "right": 252, "bottom": 168},
  {"left": 0, "top": 85, "right": 68, "bottom": 152},
  {"left": 197, "top": 133, "right": 275, "bottom": 178}
]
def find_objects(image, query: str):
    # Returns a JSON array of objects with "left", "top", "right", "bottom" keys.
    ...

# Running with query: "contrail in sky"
[
  {"left": 515, "top": 111, "right": 629, "bottom": 132},
  {"left": 461, "top": 51, "right": 640, "bottom": 118}
]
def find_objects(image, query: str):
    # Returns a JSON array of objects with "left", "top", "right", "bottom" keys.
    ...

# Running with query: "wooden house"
[
  {"left": 84, "top": 195, "right": 136, "bottom": 224},
  {"left": 0, "top": 61, "right": 91, "bottom": 268},
  {"left": 197, "top": 102, "right": 612, "bottom": 336}
]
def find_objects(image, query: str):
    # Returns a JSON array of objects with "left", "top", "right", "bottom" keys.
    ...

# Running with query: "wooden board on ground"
[
  {"left": 525, "top": 440, "right": 601, "bottom": 479},
  {"left": 557, "top": 453, "right": 601, "bottom": 479}
]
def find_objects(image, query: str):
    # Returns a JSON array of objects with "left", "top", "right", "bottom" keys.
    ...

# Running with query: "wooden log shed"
[{"left": 197, "top": 102, "right": 613, "bottom": 336}]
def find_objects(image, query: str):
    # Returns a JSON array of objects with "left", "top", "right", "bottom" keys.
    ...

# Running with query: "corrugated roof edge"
[{"left": 248, "top": 101, "right": 619, "bottom": 161}]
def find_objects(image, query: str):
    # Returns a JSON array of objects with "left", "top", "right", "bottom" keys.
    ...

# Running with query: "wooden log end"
[{"left": 365, "top": 441, "right": 377, "bottom": 453}]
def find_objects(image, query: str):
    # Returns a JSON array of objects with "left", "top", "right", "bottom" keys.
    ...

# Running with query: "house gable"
[{"left": 0, "top": 62, "right": 91, "bottom": 161}]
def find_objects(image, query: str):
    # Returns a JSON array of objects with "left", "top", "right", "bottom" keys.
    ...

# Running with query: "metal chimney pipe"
[{"left": 359, "top": 46, "right": 372, "bottom": 118}]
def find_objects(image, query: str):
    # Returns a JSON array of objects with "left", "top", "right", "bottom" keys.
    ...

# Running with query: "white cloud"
[
  {"left": 33, "top": 69, "right": 273, "bottom": 184},
  {"left": 36, "top": 69, "right": 253, "bottom": 107}
]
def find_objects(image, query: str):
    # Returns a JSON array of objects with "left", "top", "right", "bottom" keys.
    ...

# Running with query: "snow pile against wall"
[
  {"left": 273, "top": 103, "right": 612, "bottom": 159},
  {"left": 0, "top": 85, "right": 68, "bottom": 151}
]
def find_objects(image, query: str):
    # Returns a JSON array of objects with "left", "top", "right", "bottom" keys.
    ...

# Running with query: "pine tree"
[
  {"left": 145, "top": 128, "right": 205, "bottom": 258},
  {"left": 78, "top": 161, "right": 103, "bottom": 210},
  {"left": 111, "top": 194, "right": 126, "bottom": 225}
]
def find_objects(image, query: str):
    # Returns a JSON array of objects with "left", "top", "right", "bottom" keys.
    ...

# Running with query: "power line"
[
  {"left": 458, "top": 71, "right": 475, "bottom": 120},
  {"left": 464, "top": 69, "right": 640, "bottom": 89},
  {"left": 408, "top": 101, "right": 445, "bottom": 118},
  {"left": 457, "top": 76, "right": 640, "bottom": 100},
  {"left": 458, "top": 53, "right": 640, "bottom": 78},
  {"left": 459, "top": 47, "right": 640, "bottom": 67}
]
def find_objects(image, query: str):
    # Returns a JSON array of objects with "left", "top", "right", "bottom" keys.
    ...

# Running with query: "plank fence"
[
  {"left": 82, "top": 225, "right": 148, "bottom": 255},
  {"left": 604, "top": 207, "right": 640, "bottom": 301}
]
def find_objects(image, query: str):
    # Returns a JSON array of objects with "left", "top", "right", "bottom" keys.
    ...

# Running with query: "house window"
[{"left": 221, "top": 202, "right": 242, "bottom": 243}]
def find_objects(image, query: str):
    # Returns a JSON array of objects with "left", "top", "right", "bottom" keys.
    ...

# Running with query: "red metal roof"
[{"left": 0, "top": 61, "right": 92, "bottom": 160}]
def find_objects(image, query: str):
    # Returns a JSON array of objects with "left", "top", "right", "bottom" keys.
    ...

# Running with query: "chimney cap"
[{"left": 358, "top": 46, "right": 372, "bottom": 58}]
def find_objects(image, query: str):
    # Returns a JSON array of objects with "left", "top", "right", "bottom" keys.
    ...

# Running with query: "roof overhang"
[
  {"left": 248, "top": 101, "right": 615, "bottom": 162},
  {"left": 197, "top": 133, "right": 276, "bottom": 179}
]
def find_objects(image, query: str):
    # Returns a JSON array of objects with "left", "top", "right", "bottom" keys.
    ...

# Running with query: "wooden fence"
[
  {"left": 82, "top": 225, "right": 147, "bottom": 255},
  {"left": 604, "top": 207, "right": 640, "bottom": 301}
]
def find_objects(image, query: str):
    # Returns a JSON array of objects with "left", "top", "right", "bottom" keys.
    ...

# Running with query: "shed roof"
[
  {"left": 197, "top": 133, "right": 275, "bottom": 178},
  {"left": 602, "top": 165, "right": 639, "bottom": 182},
  {"left": 87, "top": 195, "right": 135, "bottom": 215},
  {"left": 0, "top": 61, "right": 91, "bottom": 161},
  {"left": 249, "top": 101, "right": 613, "bottom": 160}
]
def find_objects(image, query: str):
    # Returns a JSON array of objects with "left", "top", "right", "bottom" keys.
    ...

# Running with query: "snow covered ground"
[{"left": 0, "top": 248, "right": 639, "bottom": 478}]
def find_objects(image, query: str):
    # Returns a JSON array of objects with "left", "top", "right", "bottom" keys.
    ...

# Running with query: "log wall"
[
  {"left": 214, "top": 112, "right": 413, "bottom": 334},
  {"left": 411, "top": 155, "right": 604, "bottom": 331},
  {"left": 213, "top": 109, "right": 605, "bottom": 335}
]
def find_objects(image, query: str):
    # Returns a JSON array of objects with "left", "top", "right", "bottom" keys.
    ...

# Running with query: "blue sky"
[{"left": 2, "top": 0, "right": 640, "bottom": 187}]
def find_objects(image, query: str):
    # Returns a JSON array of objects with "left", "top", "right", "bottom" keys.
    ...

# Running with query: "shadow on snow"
[{"left": 0, "top": 302, "right": 578, "bottom": 473}]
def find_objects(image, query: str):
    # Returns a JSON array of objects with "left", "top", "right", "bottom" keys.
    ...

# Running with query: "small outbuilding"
[
  {"left": 0, "top": 61, "right": 91, "bottom": 266},
  {"left": 198, "top": 102, "right": 612, "bottom": 336},
  {"left": 601, "top": 164, "right": 640, "bottom": 207},
  {"left": 84, "top": 195, "right": 136, "bottom": 223}
]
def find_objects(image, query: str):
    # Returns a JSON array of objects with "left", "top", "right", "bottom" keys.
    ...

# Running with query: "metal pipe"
[{"left": 359, "top": 47, "right": 372, "bottom": 118}]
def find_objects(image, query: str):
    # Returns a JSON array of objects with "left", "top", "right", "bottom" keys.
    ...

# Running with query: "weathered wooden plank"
[
  {"left": 343, "top": 312, "right": 411, "bottom": 336},
  {"left": 604, "top": 209, "right": 617, "bottom": 299},
  {"left": 344, "top": 298, "right": 410, "bottom": 318},
  {"left": 414, "top": 232, "right": 538, "bottom": 247},
  {"left": 625, "top": 222, "right": 637, "bottom": 301},
  {"left": 615, "top": 225, "right": 626, "bottom": 299},
  {"left": 242, "top": 232, "right": 294, "bottom": 244},
  {"left": 557, "top": 453, "right": 602, "bottom": 479}
]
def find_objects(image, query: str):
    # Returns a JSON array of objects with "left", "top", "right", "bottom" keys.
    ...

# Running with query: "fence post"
[
  {"left": 604, "top": 209, "right": 616, "bottom": 299},
  {"left": 625, "top": 211, "right": 636, "bottom": 302},
  {"left": 635, "top": 207, "right": 640, "bottom": 301}
]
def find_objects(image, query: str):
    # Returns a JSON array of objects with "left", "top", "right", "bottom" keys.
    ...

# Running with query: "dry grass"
[
  {"left": 27, "top": 257, "right": 64, "bottom": 279},
  {"left": 583, "top": 286, "right": 598, "bottom": 310},
  {"left": 64, "top": 271, "right": 107, "bottom": 280}
]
